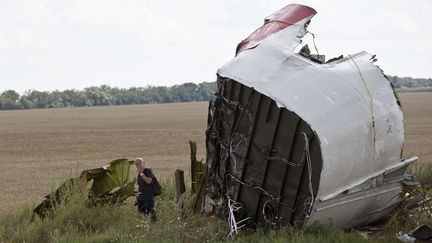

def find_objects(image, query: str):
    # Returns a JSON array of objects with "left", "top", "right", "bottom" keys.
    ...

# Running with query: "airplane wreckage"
[
  {"left": 34, "top": 159, "right": 136, "bottom": 219},
  {"left": 33, "top": 3, "right": 421, "bottom": 235},
  {"left": 204, "top": 4, "right": 418, "bottom": 231}
]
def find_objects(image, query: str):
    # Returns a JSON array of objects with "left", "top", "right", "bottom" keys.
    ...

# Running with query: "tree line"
[
  {"left": 388, "top": 76, "right": 432, "bottom": 89},
  {"left": 0, "top": 82, "right": 216, "bottom": 110},
  {"left": 0, "top": 76, "right": 430, "bottom": 110}
]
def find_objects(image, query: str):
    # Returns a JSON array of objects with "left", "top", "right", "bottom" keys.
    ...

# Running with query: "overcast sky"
[{"left": 0, "top": 0, "right": 431, "bottom": 93}]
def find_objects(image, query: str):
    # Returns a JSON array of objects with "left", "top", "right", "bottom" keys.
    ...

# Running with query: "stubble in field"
[
  {"left": 0, "top": 102, "right": 208, "bottom": 214},
  {"left": 399, "top": 92, "right": 432, "bottom": 164}
]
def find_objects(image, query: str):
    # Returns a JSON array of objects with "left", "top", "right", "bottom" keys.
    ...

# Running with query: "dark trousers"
[{"left": 138, "top": 199, "right": 157, "bottom": 222}]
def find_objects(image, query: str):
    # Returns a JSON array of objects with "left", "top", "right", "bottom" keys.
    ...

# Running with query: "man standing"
[{"left": 134, "top": 158, "right": 157, "bottom": 222}]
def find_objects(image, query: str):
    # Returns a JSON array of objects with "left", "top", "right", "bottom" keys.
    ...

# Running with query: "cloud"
[
  {"left": 0, "top": 36, "right": 8, "bottom": 48},
  {"left": 0, "top": 0, "right": 431, "bottom": 93}
]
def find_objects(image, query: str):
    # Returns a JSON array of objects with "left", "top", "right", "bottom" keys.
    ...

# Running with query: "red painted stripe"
[{"left": 236, "top": 4, "right": 316, "bottom": 55}]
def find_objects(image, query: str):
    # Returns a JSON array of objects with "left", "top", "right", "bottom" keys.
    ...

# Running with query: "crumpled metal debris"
[
  {"left": 33, "top": 159, "right": 136, "bottom": 219},
  {"left": 204, "top": 3, "right": 417, "bottom": 231},
  {"left": 396, "top": 232, "right": 416, "bottom": 243},
  {"left": 407, "top": 224, "right": 432, "bottom": 241},
  {"left": 394, "top": 224, "right": 432, "bottom": 243}
]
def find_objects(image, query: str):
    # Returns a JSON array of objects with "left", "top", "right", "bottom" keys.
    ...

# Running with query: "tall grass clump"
[
  {"left": 3, "top": 163, "right": 432, "bottom": 242},
  {"left": 231, "top": 224, "right": 366, "bottom": 243},
  {"left": 0, "top": 180, "right": 227, "bottom": 243},
  {"left": 373, "top": 161, "right": 432, "bottom": 240}
]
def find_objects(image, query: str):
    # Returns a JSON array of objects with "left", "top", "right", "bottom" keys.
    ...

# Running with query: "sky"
[{"left": 0, "top": 0, "right": 431, "bottom": 93}]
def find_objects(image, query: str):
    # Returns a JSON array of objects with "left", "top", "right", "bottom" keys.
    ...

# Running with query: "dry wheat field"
[{"left": 0, "top": 92, "right": 431, "bottom": 215}]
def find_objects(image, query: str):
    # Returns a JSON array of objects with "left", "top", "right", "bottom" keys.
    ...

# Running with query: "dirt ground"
[
  {"left": 399, "top": 92, "right": 432, "bottom": 163},
  {"left": 0, "top": 92, "right": 430, "bottom": 214},
  {"left": 0, "top": 102, "right": 208, "bottom": 214}
]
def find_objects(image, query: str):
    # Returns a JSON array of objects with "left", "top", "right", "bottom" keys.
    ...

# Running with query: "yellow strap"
[{"left": 349, "top": 55, "right": 376, "bottom": 145}]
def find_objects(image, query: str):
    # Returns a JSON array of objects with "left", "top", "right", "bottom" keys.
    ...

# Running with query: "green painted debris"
[{"left": 33, "top": 159, "right": 136, "bottom": 219}]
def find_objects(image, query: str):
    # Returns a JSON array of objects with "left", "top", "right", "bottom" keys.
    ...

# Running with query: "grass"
[
  {"left": 0, "top": 181, "right": 227, "bottom": 243},
  {"left": 4, "top": 175, "right": 432, "bottom": 243}
]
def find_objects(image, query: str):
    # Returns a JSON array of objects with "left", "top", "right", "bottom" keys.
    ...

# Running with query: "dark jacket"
[{"left": 137, "top": 168, "right": 154, "bottom": 203}]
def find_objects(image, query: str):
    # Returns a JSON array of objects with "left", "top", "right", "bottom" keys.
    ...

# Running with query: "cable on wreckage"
[
  {"left": 262, "top": 198, "right": 280, "bottom": 227},
  {"left": 216, "top": 87, "right": 317, "bottom": 225},
  {"left": 229, "top": 135, "right": 248, "bottom": 172},
  {"left": 228, "top": 92, "right": 253, "bottom": 141},
  {"left": 306, "top": 31, "right": 320, "bottom": 57},
  {"left": 303, "top": 132, "right": 315, "bottom": 214},
  {"left": 227, "top": 196, "right": 250, "bottom": 238},
  {"left": 220, "top": 94, "right": 315, "bottom": 220},
  {"left": 218, "top": 94, "right": 254, "bottom": 173},
  {"left": 219, "top": 135, "right": 248, "bottom": 172},
  {"left": 217, "top": 89, "right": 284, "bottom": 234},
  {"left": 218, "top": 132, "right": 250, "bottom": 174},
  {"left": 214, "top": 83, "right": 317, "bottom": 231},
  {"left": 209, "top": 87, "right": 255, "bottom": 212},
  {"left": 265, "top": 156, "right": 303, "bottom": 168},
  {"left": 220, "top": 116, "right": 316, "bottom": 229},
  {"left": 227, "top": 173, "right": 293, "bottom": 209},
  {"left": 349, "top": 55, "right": 377, "bottom": 145}
]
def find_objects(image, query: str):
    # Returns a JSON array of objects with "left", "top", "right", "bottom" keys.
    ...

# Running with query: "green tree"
[
  {"left": 0, "top": 81, "right": 220, "bottom": 110},
  {"left": 0, "top": 90, "right": 22, "bottom": 109},
  {"left": 84, "top": 86, "right": 113, "bottom": 106},
  {"left": 23, "top": 90, "right": 50, "bottom": 108}
]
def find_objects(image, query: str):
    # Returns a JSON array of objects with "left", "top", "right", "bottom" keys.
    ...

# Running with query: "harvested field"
[
  {"left": 0, "top": 102, "right": 208, "bottom": 214},
  {"left": 0, "top": 92, "right": 431, "bottom": 214},
  {"left": 400, "top": 92, "right": 432, "bottom": 163}
]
